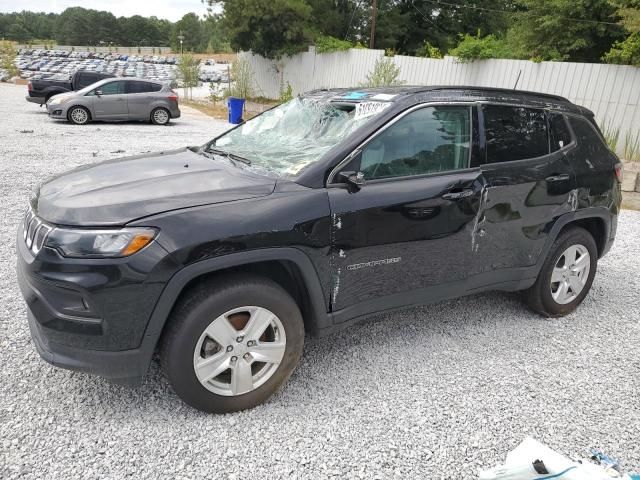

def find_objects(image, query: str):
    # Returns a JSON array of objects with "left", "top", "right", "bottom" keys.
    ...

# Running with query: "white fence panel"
[{"left": 241, "top": 48, "right": 640, "bottom": 155}]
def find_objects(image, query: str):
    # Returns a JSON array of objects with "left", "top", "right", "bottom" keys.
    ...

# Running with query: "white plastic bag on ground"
[{"left": 479, "top": 437, "right": 619, "bottom": 480}]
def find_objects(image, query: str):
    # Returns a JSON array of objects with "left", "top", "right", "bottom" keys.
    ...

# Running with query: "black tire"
[
  {"left": 160, "top": 274, "right": 305, "bottom": 413},
  {"left": 150, "top": 107, "right": 171, "bottom": 125},
  {"left": 67, "top": 106, "right": 90, "bottom": 125},
  {"left": 525, "top": 226, "right": 597, "bottom": 317}
]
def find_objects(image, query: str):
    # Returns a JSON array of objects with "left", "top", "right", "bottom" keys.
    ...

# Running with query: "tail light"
[
  {"left": 614, "top": 163, "right": 623, "bottom": 183},
  {"left": 168, "top": 91, "right": 178, "bottom": 102}
]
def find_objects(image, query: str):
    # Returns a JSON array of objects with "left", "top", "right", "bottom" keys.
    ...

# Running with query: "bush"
[
  {"left": 361, "top": 56, "right": 404, "bottom": 87},
  {"left": 603, "top": 33, "right": 640, "bottom": 66},
  {"left": 226, "top": 57, "right": 256, "bottom": 99},
  {"left": 0, "top": 41, "right": 19, "bottom": 80},
  {"left": 601, "top": 120, "right": 621, "bottom": 153},
  {"left": 280, "top": 82, "right": 293, "bottom": 102},
  {"left": 449, "top": 33, "right": 510, "bottom": 62},
  {"left": 416, "top": 41, "right": 442, "bottom": 59},
  {"left": 315, "top": 35, "right": 353, "bottom": 54},
  {"left": 624, "top": 130, "right": 640, "bottom": 162}
]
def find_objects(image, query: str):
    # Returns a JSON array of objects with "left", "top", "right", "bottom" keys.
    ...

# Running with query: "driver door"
[{"left": 327, "top": 104, "right": 485, "bottom": 318}]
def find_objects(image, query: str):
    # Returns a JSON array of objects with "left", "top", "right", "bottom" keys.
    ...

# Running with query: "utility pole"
[{"left": 369, "top": 0, "right": 377, "bottom": 49}]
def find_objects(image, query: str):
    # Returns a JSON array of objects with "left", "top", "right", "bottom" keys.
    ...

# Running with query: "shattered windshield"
[{"left": 209, "top": 96, "right": 391, "bottom": 177}]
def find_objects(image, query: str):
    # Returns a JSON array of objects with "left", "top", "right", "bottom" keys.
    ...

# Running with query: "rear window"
[
  {"left": 77, "top": 73, "right": 96, "bottom": 88},
  {"left": 549, "top": 112, "right": 572, "bottom": 151},
  {"left": 483, "top": 105, "right": 549, "bottom": 163}
]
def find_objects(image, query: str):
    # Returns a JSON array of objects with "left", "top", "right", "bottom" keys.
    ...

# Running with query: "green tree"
[
  {"left": 218, "top": 0, "right": 313, "bottom": 59},
  {"left": 505, "top": 0, "right": 624, "bottom": 62},
  {"left": 177, "top": 53, "right": 200, "bottom": 99},
  {"left": 604, "top": 0, "right": 640, "bottom": 65},
  {"left": 172, "top": 13, "right": 205, "bottom": 52}
]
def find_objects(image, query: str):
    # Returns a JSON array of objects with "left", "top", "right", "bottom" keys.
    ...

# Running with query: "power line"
[
  {"left": 418, "top": 0, "right": 622, "bottom": 27},
  {"left": 344, "top": 0, "right": 362, "bottom": 40}
]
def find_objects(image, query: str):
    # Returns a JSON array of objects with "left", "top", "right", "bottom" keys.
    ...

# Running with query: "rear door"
[
  {"left": 327, "top": 104, "right": 485, "bottom": 316},
  {"left": 125, "top": 81, "right": 161, "bottom": 120},
  {"left": 469, "top": 104, "right": 577, "bottom": 276},
  {"left": 90, "top": 80, "right": 128, "bottom": 119}
]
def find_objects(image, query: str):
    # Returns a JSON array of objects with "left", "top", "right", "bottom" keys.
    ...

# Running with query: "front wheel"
[
  {"left": 151, "top": 107, "right": 170, "bottom": 125},
  {"left": 160, "top": 275, "right": 305, "bottom": 413},
  {"left": 67, "top": 106, "right": 90, "bottom": 125},
  {"left": 525, "top": 226, "right": 597, "bottom": 317}
]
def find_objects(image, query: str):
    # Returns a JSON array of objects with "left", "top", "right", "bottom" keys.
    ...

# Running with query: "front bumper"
[
  {"left": 26, "top": 307, "right": 148, "bottom": 384},
  {"left": 46, "top": 102, "right": 69, "bottom": 119},
  {"left": 17, "top": 219, "right": 177, "bottom": 382}
]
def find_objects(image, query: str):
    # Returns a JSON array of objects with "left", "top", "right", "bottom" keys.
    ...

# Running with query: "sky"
[{"left": 0, "top": 0, "right": 220, "bottom": 21}]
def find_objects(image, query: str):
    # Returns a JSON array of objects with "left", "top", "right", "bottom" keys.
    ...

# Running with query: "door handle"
[
  {"left": 442, "top": 189, "right": 474, "bottom": 200},
  {"left": 546, "top": 173, "right": 570, "bottom": 182}
]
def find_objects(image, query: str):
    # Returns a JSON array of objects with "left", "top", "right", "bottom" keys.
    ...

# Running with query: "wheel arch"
[
  {"left": 139, "top": 248, "right": 331, "bottom": 373},
  {"left": 543, "top": 208, "right": 612, "bottom": 264}
]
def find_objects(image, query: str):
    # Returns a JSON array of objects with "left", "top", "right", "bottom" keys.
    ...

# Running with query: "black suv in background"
[{"left": 17, "top": 86, "right": 622, "bottom": 413}]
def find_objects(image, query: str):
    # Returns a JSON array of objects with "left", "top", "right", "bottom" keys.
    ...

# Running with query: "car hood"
[{"left": 33, "top": 148, "right": 276, "bottom": 226}]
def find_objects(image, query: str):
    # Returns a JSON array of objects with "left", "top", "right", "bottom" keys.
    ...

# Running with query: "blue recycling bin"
[{"left": 227, "top": 97, "right": 245, "bottom": 124}]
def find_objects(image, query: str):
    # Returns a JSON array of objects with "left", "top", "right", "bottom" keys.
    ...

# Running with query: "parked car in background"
[
  {"left": 18, "top": 86, "right": 621, "bottom": 413},
  {"left": 26, "top": 70, "right": 114, "bottom": 105},
  {"left": 46, "top": 77, "right": 180, "bottom": 125}
]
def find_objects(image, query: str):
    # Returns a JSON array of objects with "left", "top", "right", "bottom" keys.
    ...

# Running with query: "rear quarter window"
[
  {"left": 483, "top": 105, "right": 549, "bottom": 163},
  {"left": 568, "top": 116, "right": 610, "bottom": 156}
]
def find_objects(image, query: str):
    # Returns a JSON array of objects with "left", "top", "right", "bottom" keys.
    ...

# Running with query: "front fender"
[{"left": 134, "top": 247, "right": 331, "bottom": 376}]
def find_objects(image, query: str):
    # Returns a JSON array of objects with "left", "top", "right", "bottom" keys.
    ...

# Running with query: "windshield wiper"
[{"left": 206, "top": 147, "right": 252, "bottom": 165}]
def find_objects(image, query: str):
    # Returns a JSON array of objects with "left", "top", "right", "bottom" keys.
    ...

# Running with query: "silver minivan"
[{"left": 47, "top": 77, "right": 181, "bottom": 125}]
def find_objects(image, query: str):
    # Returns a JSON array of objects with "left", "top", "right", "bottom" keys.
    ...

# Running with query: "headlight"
[
  {"left": 48, "top": 97, "right": 66, "bottom": 106},
  {"left": 44, "top": 227, "right": 157, "bottom": 258}
]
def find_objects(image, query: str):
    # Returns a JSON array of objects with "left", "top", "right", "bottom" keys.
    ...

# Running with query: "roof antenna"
[{"left": 513, "top": 69, "right": 522, "bottom": 90}]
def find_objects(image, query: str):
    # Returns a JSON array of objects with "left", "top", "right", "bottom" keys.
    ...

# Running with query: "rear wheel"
[
  {"left": 160, "top": 275, "right": 305, "bottom": 413},
  {"left": 151, "top": 107, "right": 170, "bottom": 125},
  {"left": 525, "top": 226, "right": 597, "bottom": 317},
  {"left": 67, "top": 106, "right": 90, "bottom": 125}
]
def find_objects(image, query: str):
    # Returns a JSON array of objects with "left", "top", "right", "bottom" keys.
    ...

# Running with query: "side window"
[
  {"left": 126, "top": 81, "right": 147, "bottom": 94},
  {"left": 360, "top": 106, "right": 470, "bottom": 180},
  {"left": 483, "top": 105, "right": 549, "bottom": 163},
  {"left": 77, "top": 73, "right": 92, "bottom": 89},
  {"left": 568, "top": 116, "right": 609, "bottom": 155},
  {"left": 149, "top": 83, "right": 162, "bottom": 92},
  {"left": 548, "top": 112, "right": 572, "bottom": 151},
  {"left": 97, "top": 81, "right": 123, "bottom": 95}
]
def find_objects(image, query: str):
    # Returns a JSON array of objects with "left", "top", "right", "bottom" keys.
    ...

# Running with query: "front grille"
[{"left": 23, "top": 208, "right": 52, "bottom": 255}]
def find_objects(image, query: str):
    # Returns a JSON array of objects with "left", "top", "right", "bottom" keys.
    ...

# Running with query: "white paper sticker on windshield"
[
  {"left": 370, "top": 93, "right": 398, "bottom": 101},
  {"left": 354, "top": 101, "right": 390, "bottom": 120}
]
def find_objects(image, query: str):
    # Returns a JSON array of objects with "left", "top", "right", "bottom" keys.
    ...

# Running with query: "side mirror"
[
  {"left": 339, "top": 171, "right": 366, "bottom": 188},
  {"left": 95, "top": 89, "right": 102, "bottom": 96}
]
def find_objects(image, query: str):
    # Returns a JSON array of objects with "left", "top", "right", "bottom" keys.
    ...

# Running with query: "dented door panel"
[
  {"left": 327, "top": 169, "right": 484, "bottom": 312},
  {"left": 471, "top": 153, "right": 577, "bottom": 274}
]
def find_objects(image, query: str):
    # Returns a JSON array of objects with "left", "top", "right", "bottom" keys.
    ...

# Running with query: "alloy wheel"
[
  {"left": 550, "top": 244, "right": 590, "bottom": 305},
  {"left": 153, "top": 109, "right": 169, "bottom": 124},
  {"left": 193, "top": 306, "right": 287, "bottom": 396},
  {"left": 70, "top": 108, "right": 88, "bottom": 124}
]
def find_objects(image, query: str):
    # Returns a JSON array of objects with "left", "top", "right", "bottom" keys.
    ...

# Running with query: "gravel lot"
[{"left": 1, "top": 82, "right": 639, "bottom": 479}]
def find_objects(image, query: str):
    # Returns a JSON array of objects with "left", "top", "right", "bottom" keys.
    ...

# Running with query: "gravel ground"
[{"left": 1, "top": 82, "right": 639, "bottom": 479}]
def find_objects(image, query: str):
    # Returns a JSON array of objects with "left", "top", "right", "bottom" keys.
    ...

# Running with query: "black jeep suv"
[{"left": 17, "top": 86, "right": 622, "bottom": 413}]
